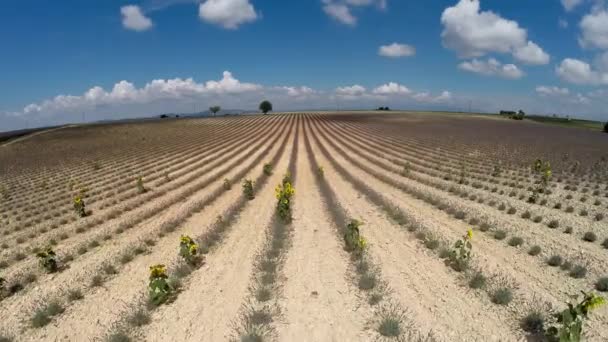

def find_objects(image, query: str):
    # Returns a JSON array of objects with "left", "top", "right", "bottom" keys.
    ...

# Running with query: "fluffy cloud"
[
  {"left": 458, "top": 58, "right": 524, "bottom": 79},
  {"left": 121, "top": 5, "right": 153, "bottom": 31},
  {"left": 335, "top": 84, "right": 367, "bottom": 97},
  {"left": 561, "top": 0, "right": 584, "bottom": 11},
  {"left": 23, "top": 71, "right": 262, "bottom": 115},
  {"left": 335, "top": 83, "right": 452, "bottom": 104},
  {"left": 322, "top": 0, "right": 385, "bottom": 26},
  {"left": 372, "top": 82, "right": 411, "bottom": 95},
  {"left": 536, "top": 86, "right": 570, "bottom": 96},
  {"left": 378, "top": 43, "right": 416, "bottom": 58},
  {"left": 279, "top": 86, "right": 316, "bottom": 98},
  {"left": 513, "top": 41, "right": 550, "bottom": 65},
  {"left": 556, "top": 58, "right": 608, "bottom": 85},
  {"left": 440, "top": 0, "right": 549, "bottom": 64},
  {"left": 199, "top": 0, "right": 258, "bottom": 29},
  {"left": 579, "top": 10, "right": 608, "bottom": 49}
]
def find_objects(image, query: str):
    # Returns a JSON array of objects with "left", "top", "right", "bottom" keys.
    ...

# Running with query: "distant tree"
[
  {"left": 259, "top": 100, "right": 273, "bottom": 114},
  {"left": 385, "top": 106, "right": 390, "bottom": 111},
  {"left": 604, "top": 122, "right": 608, "bottom": 133},
  {"left": 160, "top": 114, "right": 168, "bottom": 119},
  {"left": 209, "top": 106, "right": 221, "bottom": 116}
]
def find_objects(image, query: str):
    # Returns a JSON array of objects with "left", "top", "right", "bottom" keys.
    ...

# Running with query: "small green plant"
[
  {"left": 492, "top": 287, "right": 513, "bottom": 305},
  {"left": 344, "top": 219, "right": 367, "bottom": 256},
  {"left": 73, "top": 196, "right": 86, "bottom": 218},
  {"left": 223, "top": 178, "right": 231, "bottom": 190},
  {"left": 148, "top": 264, "right": 173, "bottom": 306},
  {"left": 35, "top": 246, "right": 58, "bottom": 273},
  {"left": 136, "top": 177, "right": 146, "bottom": 194},
  {"left": 546, "top": 292, "right": 605, "bottom": 342},
  {"left": 468, "top": 270, "right": 486, "bottom": 289},
  {"left": 275, "top": 179, "right": 295, "bottom": 223},
  {"left": 596, "top": 277, "right": 608, "bottom": 292},
  {"left": 582, "top": 232, "right": 597, "bottom": 242},
  {"left": 263, "top": 163, "right": 273, "bottom": 176},
  {"left": 401, "top": 162, "right": 411, "bottom": 176},
  {"left": 242, "top": 179, "right": 254, "bottom": 200},
  {"left": 0, "top": 276, "right": 5, "bottom": 296},
  {"left": 448, "top": 229, "right": 473, "bottom": 272},
  {"left": 317, "top": 166, "right": 324, "bottom": 177},
  {"left": 529, "top": 159, "right": 552, "bottom": 203},
  {"left": 179, "top": 235, "right": 200, "bottom": 266}
]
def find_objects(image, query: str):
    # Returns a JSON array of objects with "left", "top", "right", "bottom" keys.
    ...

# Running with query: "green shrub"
[
  {"left": 583, "top": 232, "right": 597, "bottom": 242},
  {"left": 73, "top": 196, "right": 86, "bottom": 218},
  {"left": 528, "top": 245, "right": 542, "bottom": 256},
  {"left": 344, "top": 220, "right": 366, "bottom": 256},
  {"left": 492, "top": 287, "right": 513, "bottom": 305},
  {"left": 262, "top": 163, "right": 273, "bottom": 176},
  {"left": 136, "top": 177, "right": 146, "bottom": 194},
  {"left": 223, "top": 178, "right": 231, "bottom": 190},
  {"left": 548, "top": 255, "right": 563, "bottom": 267},
  {"left": 242, "top": 179, "right": 254, "bottom": 200},
  {"left": 35, "top": 247, "right": 58, "bottom": 273},
  {"left": 596, "top": 277, "right": 608, "bottom": 292}
]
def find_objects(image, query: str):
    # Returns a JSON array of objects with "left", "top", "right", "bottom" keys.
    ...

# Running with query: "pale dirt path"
[
  {"left": 308, "top": 122, "right": 521, "bottom": 341},
  {"left": 275, "top": 127, "right": 368, "bottom": 342},
  {"left": 138, "top": 133, "right": 294, "bottom": 342},
  {"left": 312, "top": 119, "right": 608, "bottom": 341}
]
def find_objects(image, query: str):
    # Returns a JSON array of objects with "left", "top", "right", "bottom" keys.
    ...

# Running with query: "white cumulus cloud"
[
  {"left": 440, "top": 0, "right": 549, "bottom": 65},
  {"left": 335, "top": 84, "right": 367, "bottom": 97},
  {"left": 199, "top": 0, "right": 258, "bottom": 29},
  {"left": 372, "top": 82, "right": 411, "bottom": 95},
  {"left": 513, "top": 41, "right": 550, "bottom": 65},
  {"left": 378, "top": 43, "right": 416, "bottom": 58},
  {"left": 22, "top": 71, "right": 262, "bottom": 115},
  {"left": 322, "top": 0, "right": 385, "bottom": 26},
  {"left": 458, "top": 58, "right": 524, "bottom": 79},
  {"left": 121, "top": 5, "right": 153, "bottom": 31},
  {"left": 536, "top": 86, "right": 570, "bottom": 96},
  {"left": 579, "top": 10, "right": 608, "bottom": 49},
  {"left": 556, "top": 58, "right": 608, "bottom": 85},
  {"left": 561, "top": 0, "right": 584, "bottom": 11},
  {"left": 279, "top": 86, "right": 316, "bottom": 98}
]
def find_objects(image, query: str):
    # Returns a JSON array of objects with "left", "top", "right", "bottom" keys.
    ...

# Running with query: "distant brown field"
[{"left": 0, "top": 112, "right": 607, "bottom": 341}]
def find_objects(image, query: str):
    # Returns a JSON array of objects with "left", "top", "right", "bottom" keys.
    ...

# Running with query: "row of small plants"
[
  {"left": 0, "top": 116, "right": 278, "bottom": 248},
  {"left": 0, "top": 120, "right": 292, "bottom": 333},
  {"left": 318, "top": 118, "right": 608, "bottom": 291},
  {"left": 0, "top": 119, "right": 288, "bottom": 286},
  {"left": 314, "top": 118, "right": 608, "bottom": 261},
  {"left": 326, "top": 116, "right": 605, "bottom": 224},
  {"left": 302, "top": 126, "right": 430, "bottom": 341},
  {"left": 105, "top": 118, "right": 295, "bottom": 340},
  {"left": 307, "top": 117, "right": 607, "bottom": 341},
  {"left": 0, "top": 114, "right": 263, "bottom": 219},
  {"left": 326, "top": 116, "right": 606, "bottom": 219},
  {"left": 235, "top": 123, "right": 300, "bottom": 341}
]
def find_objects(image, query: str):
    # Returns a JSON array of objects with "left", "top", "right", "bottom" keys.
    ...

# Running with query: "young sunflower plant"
[
  {"left": 36, "top": 246, "right": 58, "bottom": 273},
  {"left": 546, "top": 292, "right": 606, "bottom": 342},
  {"left": 179, "top": 235, "right": 200, "bottom": 266},
  {"left": 275, "top": 178, "right": 295, "bottom": 223},
  {"left": 148, "top": 264, "right": 173, "bottom": 306},
  {"left": 73, "top": 195, "right": 86, "bottom": 218},
  {"left": 344, "top": 219, "right": 367, "bottom": 256},
  {"left": 449, "top": 229, "right": 473, "bottom": 272}
]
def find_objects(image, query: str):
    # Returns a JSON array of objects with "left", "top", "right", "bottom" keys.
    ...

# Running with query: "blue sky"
[{"left": 1, "top": 0, "right": 607, "bottom": 131}]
